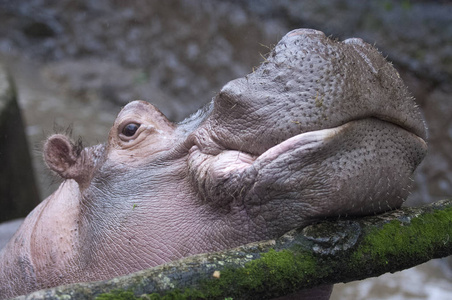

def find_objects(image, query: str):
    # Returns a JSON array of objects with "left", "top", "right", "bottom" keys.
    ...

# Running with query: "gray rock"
[
  {"left": 0, "top": 64, "right": 39, "bottom": 222},
  {"left": 0, "top": 218, "right": 23, "bottom": 250}
]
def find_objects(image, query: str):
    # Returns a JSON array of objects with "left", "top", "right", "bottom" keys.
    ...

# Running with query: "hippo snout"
[{"left": 189, "top": 28, "right": 427, "bottom": 227}]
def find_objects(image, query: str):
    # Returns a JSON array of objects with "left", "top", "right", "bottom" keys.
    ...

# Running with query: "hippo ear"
[{"left": 44, "top": 134, "right": 83, "bottom": 181}]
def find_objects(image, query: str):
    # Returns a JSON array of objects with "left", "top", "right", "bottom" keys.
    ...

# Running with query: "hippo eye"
[{"left": 122, "top": 123, "right": 140, "bottom": 137}]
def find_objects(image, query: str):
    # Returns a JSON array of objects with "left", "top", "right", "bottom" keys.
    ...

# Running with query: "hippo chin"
[{"left": 0, "top": 29, "right": 427, "bottom": 299}]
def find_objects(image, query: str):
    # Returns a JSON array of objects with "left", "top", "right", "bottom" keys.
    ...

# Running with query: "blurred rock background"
[
  {"left": 0, "top": 64, "right": 39, "bottom": 222},
  {"left": 0, "top": 0, "right": 450, "bottom": 298}
]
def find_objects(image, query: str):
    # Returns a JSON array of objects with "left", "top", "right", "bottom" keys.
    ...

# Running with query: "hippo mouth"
[
  {"left": 189, "top": 116, "right": 427, "bottom": 219},
  {"left": 215, "top": 116, "right": 426, "bottom": 175}
]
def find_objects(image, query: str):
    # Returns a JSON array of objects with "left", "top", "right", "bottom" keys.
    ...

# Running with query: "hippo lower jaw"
[{"left": 189, "top": 116, "right": 427, "bottom": 233}]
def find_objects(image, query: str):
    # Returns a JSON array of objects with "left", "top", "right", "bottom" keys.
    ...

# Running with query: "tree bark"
[{"left": 17, "top": 199, "right": 452, "bottom": 300}]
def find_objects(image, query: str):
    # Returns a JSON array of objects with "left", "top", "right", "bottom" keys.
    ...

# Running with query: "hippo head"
[{"left": 0, "top": 29, "right": 427, "bottom": 298}]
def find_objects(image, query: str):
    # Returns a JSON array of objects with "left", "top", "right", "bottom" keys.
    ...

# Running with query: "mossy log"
[{"left": 16, "top": 199, "right": 452, "bottom": 300}]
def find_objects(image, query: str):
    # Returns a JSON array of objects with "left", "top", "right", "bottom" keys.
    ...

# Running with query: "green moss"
[
  {"left": 96, "top": 290, "right": 204, "bottom": 300},
  {"left": 96, "top": 249, "right": 322, "bottom": 299},
  {"left": 234, "top": 249, "right": 313, "bottom": 289},
  {"left": 96, "top": 290, "right": 138, "bottom": 300},
  {"left": 382, "top": 1, "right": 393, "bottom": 11},
  {"left": 351, "top": 207, "right": 452, "bottom": 271},
  {"left": 401, "top": 0, "right": 412, "bottom": 11},
  {"left": 179, "top": 249, "right": 319, "bottom": 298}
]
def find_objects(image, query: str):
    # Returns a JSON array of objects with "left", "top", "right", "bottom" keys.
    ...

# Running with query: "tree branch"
[{"left": 17, "top": 199, "right": 452, "bottom": 300}]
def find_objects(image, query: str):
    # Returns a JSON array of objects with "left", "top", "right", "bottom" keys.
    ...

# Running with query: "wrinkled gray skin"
[{"left": 0, "top": 29, "right": 427, "bottom": 299}]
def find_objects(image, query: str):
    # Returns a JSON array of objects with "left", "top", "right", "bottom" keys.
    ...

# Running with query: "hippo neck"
[{"left": 72, "top": 156, "right": 274, "bottom": 278}]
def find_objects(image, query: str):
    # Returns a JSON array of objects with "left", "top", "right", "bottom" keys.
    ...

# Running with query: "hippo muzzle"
[
  {"left": 188, "top": 29, "right": 427, "bottom": 230},
  {"left": 0, "top": 29, "right": 427, "bottom": 299}
]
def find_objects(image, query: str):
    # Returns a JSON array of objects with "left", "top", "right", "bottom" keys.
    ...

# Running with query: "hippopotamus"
[{"left": 0, "top": 29, "right": 427, "bottom": 299}]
